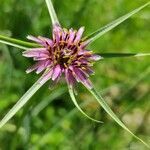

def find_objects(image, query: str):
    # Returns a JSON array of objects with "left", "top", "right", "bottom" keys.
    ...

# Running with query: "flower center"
[
  {"left": 58, "top": 49, "right": 75, "bottom": 68},
  {"left": 52, "top": 42, "right": 79, "bottom": 68}
]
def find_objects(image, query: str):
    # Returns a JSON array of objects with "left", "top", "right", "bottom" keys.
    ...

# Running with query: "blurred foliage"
[{"left": 0, "top": 0, "right": 150, "bottom": 149}]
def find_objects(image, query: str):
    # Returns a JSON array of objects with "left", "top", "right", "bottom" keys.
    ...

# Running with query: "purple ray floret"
[{"left": 23, "top": 25, "right": 102, "bottom": 89}]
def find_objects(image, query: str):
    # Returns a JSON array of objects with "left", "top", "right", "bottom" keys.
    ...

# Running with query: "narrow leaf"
[
  {"left": 83, "top": 2, "right": 150, "bottom": 43},
  {"left": 45, "top": 0, "right": 60, "bottom": 26},
  {"left": 88, "top": 87, "right": 150, "bottom": 148},
  {"left": 0, "top": 35, "right": 40, "bottom": 50},
  {"left": 0, "top": 76, "right": 48, "bottom": 129},
  {"left": 97, "top": 53, "right": 150, "bottom": 59},
  {"left": 68, "top": 85, "right": 103, "bottom": 123}
]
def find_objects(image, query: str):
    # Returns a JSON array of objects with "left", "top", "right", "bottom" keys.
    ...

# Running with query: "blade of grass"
[
  {"left": 88, "top": 87, "right": 150, "bottom": 148},
  {"left": 0, "top": 35, "right": 40, "bottom": 50},
  {"left": 0, "top": 75, "right": 48, "bottom": 129},
  {"left": 68, "top": 85, "right": 103, "bottom": 123},
  {"left": 97, "top": 53, "right": 150, "bottom": 59},
  {"left": 83, "top": 2, "right": 150, "bottom": 44},
  {"left": 45, "top": 0, "right": 60, "bottom": 26}
]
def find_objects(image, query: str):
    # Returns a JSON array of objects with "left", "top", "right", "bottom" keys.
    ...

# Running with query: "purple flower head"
[{"left": 23, "top": 25, "right": 101, "bottom": 89}]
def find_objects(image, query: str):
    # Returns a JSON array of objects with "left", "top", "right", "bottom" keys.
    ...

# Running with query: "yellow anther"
[
  {"left": 82, "top": 67, "right": 86, "bottom": 70},
  {"left": 64, "top": 63, "right": 68, "bottom": 68},
  {"left": 56, "top": 54, "right": 60, "bottom": 58},
  {"left": 63, "top": 55, "right": 69, "bottom": 58},
  {"left": 77, "top": 62, "right": 81, "bottom": 66}
]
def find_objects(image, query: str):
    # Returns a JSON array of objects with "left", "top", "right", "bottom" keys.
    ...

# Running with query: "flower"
[
  {"left": 0, "top": 1, "right": 149, "bottom": 147},
  {"left": 23, "top": 25, "right": 101, "bottom": 89}
]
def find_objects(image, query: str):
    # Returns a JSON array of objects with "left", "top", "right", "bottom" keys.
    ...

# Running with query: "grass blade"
[
  {"left": 0, "top": 76, "right": 48, "bottom": 129},
  {"left": 83, "top": 2, "right": 150, "bottom": 43},
  {"left": 45, "top": 0, "right": 60, "bottom": 26},
  {"left": 0, "top": 35, "right": 40, "bottom": 50},
  {"left": 98, "top": 53, "right": 150, "bottom": 59},
  {"left": 88, "top": 87, "right": 150, "bottom": 148},
  {"left": 68, "top": 85, "right": 103, "bottom": 123}
]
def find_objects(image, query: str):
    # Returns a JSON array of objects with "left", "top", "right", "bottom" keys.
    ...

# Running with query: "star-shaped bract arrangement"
[{"left": 0, "top": 0, "right": 149, "bottom": 148}]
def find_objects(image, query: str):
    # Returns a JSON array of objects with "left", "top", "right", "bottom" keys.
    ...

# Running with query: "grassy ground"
[{"left": 0, "top": 0, "right": 149, "bottom": 149}]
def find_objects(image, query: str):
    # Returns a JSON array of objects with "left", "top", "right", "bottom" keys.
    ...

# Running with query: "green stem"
[
  {"left": 0, "top": 35, "right": 40, "bottom": 50},
  {"left": 45, "top": 0, "right": 60, "bottom": 26}
]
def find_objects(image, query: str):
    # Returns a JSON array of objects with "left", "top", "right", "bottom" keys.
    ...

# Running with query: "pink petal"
[
  {"left": 74, "top": 27, "right": 84, "bottom": 43},
  {"left": 72, "top": 67, "right": 93, "bottom": 89},
  {"left": 83, "top": 79, "right": 93, "bottom": 89},
  {"left": 78, "top": 49, "right": 90, "bottom": 55},
  {"left": 27, "top": 48, "right": 48, "bottom": 51},
  {"left": 80, "top": 41, "right": 90, "bottom": 49},
  {"left": 68, "top": 29, "right": 76, "bottom": 44},
  {"left": 26, "top": 62, "right": 41, "bottom": 73},
  {"left": 38, "top": 36, "right": 53, "bottom": 47},
  {"left": 89, "top": 54, "right": 102, "bottom": 61},
  {"left": 53, "top": 25, "right": 62, "bottom": 43},
  {"left": 39, "top": 69, "right": 53, "bottom": 84},
  {"left": 27, "top": 35, "right": 44, "bottom": 45},
  {"left": 23, "top": 49, "right": 49, "bottom": 58},
  {"left": 73, "top": 67, "right": 88, "bottom": 82},
  {"left": 52, "top": 65, "right": 62, "bottom": 81},
  {"left": 62, "top": 28, "right": 68, "bottom": 40},
  {"left": 65, "top": 69, "right": 76, "bottom": 86},
  {"left": 33, "top": 55, "right": 50, "bottom": 61},
  {"left": 36, "top": 60, "right": 51, "bottom": 74},
  {"left": 83, "top": 67, "right": 94, "bottom": 75}
]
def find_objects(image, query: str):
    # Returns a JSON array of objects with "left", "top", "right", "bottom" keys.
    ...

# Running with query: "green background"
[{"left": 0, "top": 0, "right": 149, "bottom": 149}]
